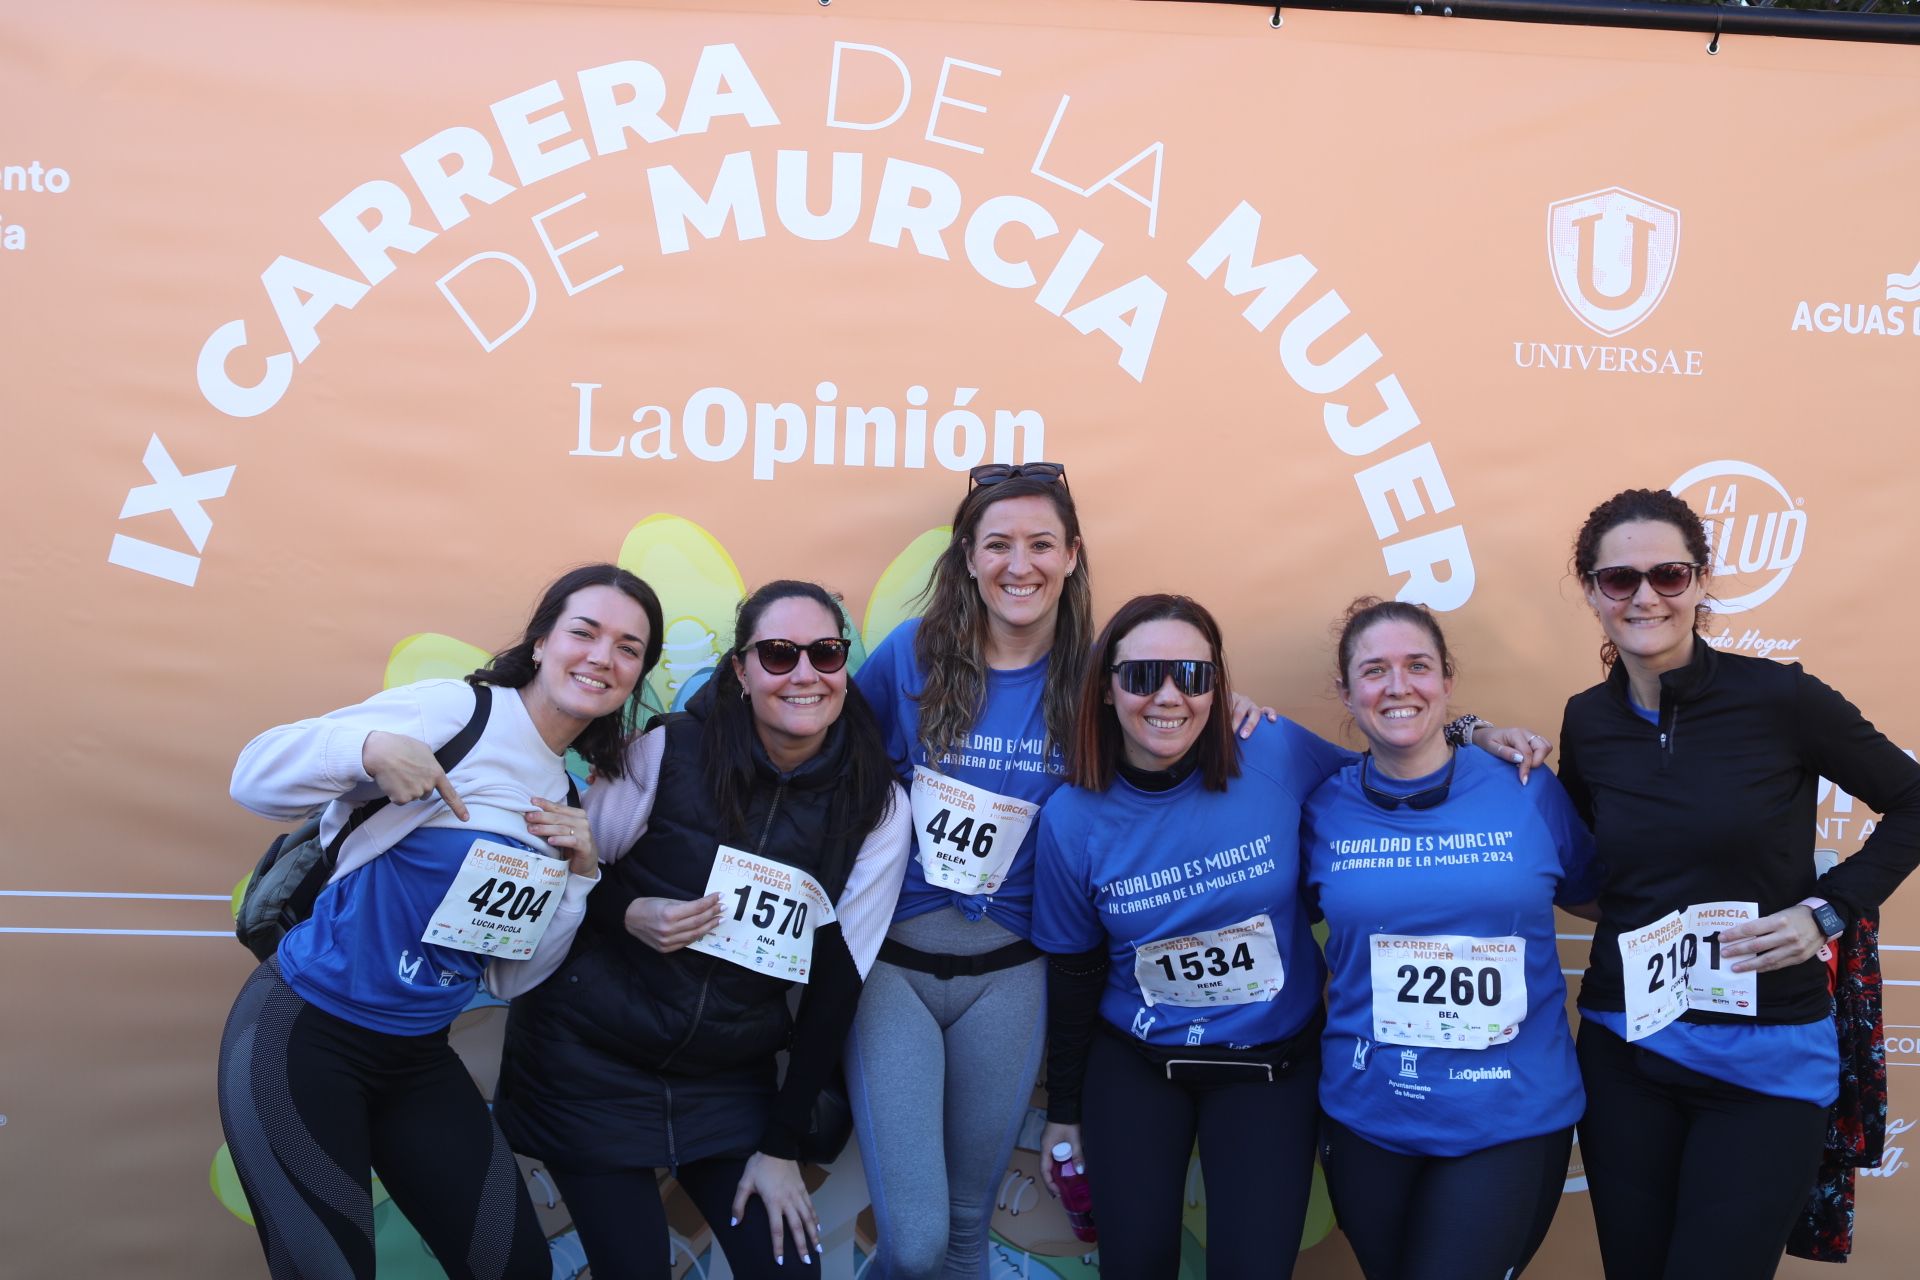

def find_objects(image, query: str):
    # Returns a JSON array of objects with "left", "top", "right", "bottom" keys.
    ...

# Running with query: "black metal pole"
[{"left": 1190, "top": 0, "right": 1920, "bottom": 44}]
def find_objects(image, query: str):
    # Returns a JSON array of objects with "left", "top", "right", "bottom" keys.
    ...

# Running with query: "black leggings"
[
  {"left": 548, "top": 1160, "right": 820, "bottom": 1280},
  {"left": 1319, "top": 1114, "right": 1572, "bottom": 1279},
  {"left": 216, "top": 960, "right": 547, "bottom": 1280},
  {"left": 1577, "top": 1019, "right": 1828, "bottom": 1280},
  {"left": 1080, "top": 1027, "right": 1319, "bottom": 1279}
]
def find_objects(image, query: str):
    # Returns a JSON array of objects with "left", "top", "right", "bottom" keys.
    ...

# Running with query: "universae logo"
[
  {"left": 1547, "top": 186, "right": 1681, "bottom": 338},
  {"left": 1515, "top": 187, "right": 1700, "bottom": 376}
]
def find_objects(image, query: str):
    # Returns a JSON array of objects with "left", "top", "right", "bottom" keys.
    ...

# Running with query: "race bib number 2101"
[{"left": 1618, "top": 900, "right": 1758, "bottom": 1041}]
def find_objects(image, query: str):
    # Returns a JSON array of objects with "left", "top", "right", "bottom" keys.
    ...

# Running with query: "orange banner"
[{"left": 4, "top": 0, "right": 1919, "bottom": 1273}]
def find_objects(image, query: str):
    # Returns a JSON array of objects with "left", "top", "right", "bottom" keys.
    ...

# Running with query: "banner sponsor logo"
[
  {"left": 1548, "top": 187, "right": 1680, "bottom": 337},
  {"left": 1789, "top": 256, "right": 1920, "bottom": 338},
  {"left": 1862, "top": 1117, "right": 1913, "bottom": 1180},
  {"left": 1514, "top": 186, "right": 1700, "bottom": 375},
  {"left": 1670, "top": 460, "right": 1807, "bottom": 619}
]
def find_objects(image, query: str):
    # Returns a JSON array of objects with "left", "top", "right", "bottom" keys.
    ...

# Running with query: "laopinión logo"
[
  {"left": 1669, "top": 461, "right": 1806, "bottom": 660},
  {"left": 1514, "top": 186, "right": 1703, "bottom": 377},
  {"left": 1790, "top": 255, "right": 1920, "bottom": 337}
]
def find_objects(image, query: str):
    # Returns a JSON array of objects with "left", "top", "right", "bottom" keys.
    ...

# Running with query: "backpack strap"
[{"left": 325, "top": 683, "right": 495, "bottom": 855}]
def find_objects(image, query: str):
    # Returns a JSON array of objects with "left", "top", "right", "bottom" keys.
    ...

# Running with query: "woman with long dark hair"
[
  {"left": 1561, "top": 488, "right": 1920, "bottom": 1278},
  {"left": 495, "top": 579, "right": 910, "bottom": 1279},
  {"left": 219, "top": 563, "right": 664, "bottom": 1280}
]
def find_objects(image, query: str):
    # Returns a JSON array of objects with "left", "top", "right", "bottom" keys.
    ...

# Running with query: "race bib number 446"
[
  {"left": 910, "top": 767, "right": 1038, "bottom": 896},
  {"left": 1368, "top": 934, "right": 1528, "bottom": 1050},
  {"left": 687, "top": 846, "right": 835, "bottom": 983},
  {"left": 423, "top": 839, "right": 570, "bottom": 960},
  {"left": 1618, "top": 900, "right": 1758, "bottom": 1041},
  {"left": 1132, "top": 915, "right": 1285, "bottom": 1008}
]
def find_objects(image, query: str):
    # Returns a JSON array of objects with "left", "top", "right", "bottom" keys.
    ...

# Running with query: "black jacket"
[
  {"left": 495, "top": 688, "right": 870, "bottom": 1171},
  {"left": 1561, "top": 637, "right": 1920, "bottom": 1024}
]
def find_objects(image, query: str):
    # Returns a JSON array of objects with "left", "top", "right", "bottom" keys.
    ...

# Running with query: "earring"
[{"left": 740, "top": 686, "right": 749, "bottom": 700}]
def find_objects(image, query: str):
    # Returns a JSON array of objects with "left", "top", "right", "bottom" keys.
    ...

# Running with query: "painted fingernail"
[
  {"left": 776, "top": 1257, "right": 784, "bottom": 1267},
  {"left": 1511, "top": 752, "right": 1524, "bottom": 763},
  {"left": 730, "top": 1217, "right": 739, "bottom": 1227},
  {"left": 802, "top": 1254, "right": 812, "bottom": 1264}
]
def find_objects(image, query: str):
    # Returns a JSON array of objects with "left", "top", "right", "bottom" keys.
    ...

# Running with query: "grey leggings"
[{"left": 845, "top": 909, "right": 1047, "bottom": 1279}]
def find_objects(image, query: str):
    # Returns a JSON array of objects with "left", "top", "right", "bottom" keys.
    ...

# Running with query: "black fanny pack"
[
  {"left": 1103, "top": 1008, "right": 1324, "bottom": 1084},
  {"left": 878, "top": 937, "right": 1040, "bottom": 979}
]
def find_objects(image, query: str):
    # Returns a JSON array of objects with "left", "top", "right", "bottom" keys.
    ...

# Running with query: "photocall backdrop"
[{"left": 4, "top": 0, "right": 1918, "bottom": 1273}]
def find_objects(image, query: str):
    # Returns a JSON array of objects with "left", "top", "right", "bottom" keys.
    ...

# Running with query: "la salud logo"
[{"left": 1547, "top": 187, "right": 1682, "bottom": 337}]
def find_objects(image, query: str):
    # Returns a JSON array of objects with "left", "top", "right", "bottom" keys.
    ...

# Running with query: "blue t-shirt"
[
  {"left": 1304, "top": 749, "right": 1598, "bottom": 1156},
  {"left": 856, "top": 618, "right": 1065, "bottom": 940},
  {"left": 1580, "top": 700, "right": 1840, "bottom": 1106},
  {"left": 279, "top": 826, "right": 539, "bottom": 1036},
  {"left": 1032, "top": 719, "right": 1350, "bottom": 1050}
]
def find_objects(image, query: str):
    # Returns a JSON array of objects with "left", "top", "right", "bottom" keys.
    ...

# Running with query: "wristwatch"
[
  {"left": 1802, "top": 898, "right": 1844, "bottom": 940},
  {"left": 1442, "top": 714, "right": 1486, "bottom": 749}
]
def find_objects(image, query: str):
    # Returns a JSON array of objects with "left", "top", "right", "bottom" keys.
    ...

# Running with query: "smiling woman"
[{"left": 215, "top": 563, "right": 664, "bottom": 1280}]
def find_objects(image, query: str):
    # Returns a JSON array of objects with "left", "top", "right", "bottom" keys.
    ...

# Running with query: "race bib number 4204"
[
  {"left": 1618, "top": 900, "right": 1758, "bottom": 1041},
  {"left": 423, "top": 839, "right": 570, "bottom": 959},
  {"left": 1132, "top": 915, "right": 1285, "bottom": 1008},
  {"left": 909, "top": 767, "right": 1038, "bottom": 896},
  {"left": 1368, "top": 934, "right": 1528, "bottom": 1050},
  {"left": 687, "top": 846, "right": 836, "bottom": 983}
]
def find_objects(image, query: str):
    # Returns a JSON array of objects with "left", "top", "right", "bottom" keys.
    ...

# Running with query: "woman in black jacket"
[
  {"left": 1559, "top": 487, "right": 1920, "bottom": 1279},
  {"left": 495, "top": 580, "right": 910, "bottom": 1279}
]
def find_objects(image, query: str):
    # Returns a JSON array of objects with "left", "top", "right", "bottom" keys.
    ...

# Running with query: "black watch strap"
[{"left": 1808, "top": 901, "right": 1844, "bottom": 939}]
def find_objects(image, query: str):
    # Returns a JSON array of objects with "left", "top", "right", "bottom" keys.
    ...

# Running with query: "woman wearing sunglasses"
[
  {"left": 1558, "top": 487, "right": 1920, "bottom": 1279},
  {"left": 1301, "top": 597, "right": 1597, "bottom": 1280},
  {"left": 494, "top": 580, "right": 911, "bottom": 1279},
  {"left": 1030, "top": 593, "right": 1357, "bottom": 1277}
]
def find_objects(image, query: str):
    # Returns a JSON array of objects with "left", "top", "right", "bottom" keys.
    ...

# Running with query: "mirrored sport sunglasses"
[
  {"left": 1586, "top": 561, "right": 1703, "bottom": 601},
  {"left": 967, "top": 461, "right": 1068, "bottom": 490},
  {"left": 1109, "top": 659, "right": 1217, "bottom": 697},
  {"left": 749, "top": 638, "right": 851, "bottom": 675}
]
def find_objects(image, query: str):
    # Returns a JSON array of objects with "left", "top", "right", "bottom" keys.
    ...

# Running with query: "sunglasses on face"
[
  {"left": 968, "top": 461, "right": 1068, "bottom": 491},
  {"left": 1360, "top": 751, "right": 1457, "bottom": 811},
  {"left": 748, "top": 638, "right": 851, "bottom": 676},
  {"left": 1110, "top": 659, "right": 1217, "bottom": 697},
  {"left": 1586, "top": 562, "right": 1703, "bottom": 601}
]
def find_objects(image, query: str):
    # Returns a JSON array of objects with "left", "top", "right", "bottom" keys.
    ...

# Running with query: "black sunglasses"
[
  {"left": 1110, "top": 659, "right": 1217, "bottom": 697},
  {"left": 1586, "top": 562, "right": 1703, "bottom": 601},
  {"left": 1360, "top": 751, "right": 1457, "bottom": 811},
  {"left": 968, "top": 461, "right": 1068, "bottom": 490},
  {"left": 748, "top": 638, "right": 850, "bottom": 676}
]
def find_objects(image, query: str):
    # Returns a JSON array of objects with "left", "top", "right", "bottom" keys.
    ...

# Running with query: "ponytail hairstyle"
[
  {"left": 913, "top": 473, "right": 1093, "bottom": 765},
  {"left": 1570, "top": 487, "right": 1714, "bottom": 670},
  {"left": 703, "top": 580, "right": 897, "bottom": 845},
  {"left": 468, "top": 563, "right": 665, "bottom": 781}
]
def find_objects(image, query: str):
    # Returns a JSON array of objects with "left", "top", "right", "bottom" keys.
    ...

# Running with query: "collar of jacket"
[{"left": 1604, "top": 632, "right": 1718, "bottom": 713}]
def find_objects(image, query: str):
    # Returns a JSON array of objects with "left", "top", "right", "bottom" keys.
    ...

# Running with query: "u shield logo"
[{"left": 1547, "top": 187, "right": 1681, "bottom": 337}]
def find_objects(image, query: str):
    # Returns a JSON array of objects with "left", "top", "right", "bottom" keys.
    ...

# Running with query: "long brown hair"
[
  {"left": 1070, "top": 594, "right": 1241, "bottom": 793},
  {"left": 913, "top": 474, "right": 1093, "bottom": 765}
]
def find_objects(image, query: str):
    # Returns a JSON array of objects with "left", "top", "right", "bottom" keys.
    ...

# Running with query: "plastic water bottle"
[{"left": 1050, "top": 1141, "right": 1098, "bottom": 1243}]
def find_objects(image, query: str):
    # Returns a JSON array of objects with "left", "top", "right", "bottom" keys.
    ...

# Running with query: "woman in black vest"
[{"left": 495, "top": 579, "right": 911, "bottom": 1279}]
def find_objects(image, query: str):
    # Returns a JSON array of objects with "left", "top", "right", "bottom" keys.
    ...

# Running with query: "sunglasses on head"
[
  {"left": 1586, "top": 562, "right": 1703, "bottom": 601},
  {"left": 748, "top": 638, "right": 850, "bottom": 675},
  {"left": 968, "top": 461, "right": 1068, "bottom": 491},
  {"left": 1110, "top": 659, "right": 1217, "bottom": 697},
  {"left": 1360, "top": 751, "right": 1457, "bottom": 812}
]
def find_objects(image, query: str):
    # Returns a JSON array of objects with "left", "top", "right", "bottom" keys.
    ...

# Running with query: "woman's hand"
[
  {"left": 1039, "top": 1121, "right": 1084, "bottom": 1197},
  {"left": 525, "top": 796, "right": 596, "bottom": 875},
  {"left": 731, "top": 1151, "right": 819, "bottom": 1267},
  {"left": 1229, "top": 692, "right": 1279, "bottom": 739},
  {"left": 361, "top": 730, "right": 469, "bottom": 820},
  {"left": 623, "top": 893, "right": 724, "bottom": 952},
  {"left": 1471, "top": 724, "right": 1552, "bottom": 784},
  {"left": 1720, "top": 906, "right": 1826, "bottom": 973}
]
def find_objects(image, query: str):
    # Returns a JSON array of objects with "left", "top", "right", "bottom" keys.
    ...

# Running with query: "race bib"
[
  {"left": 1132, "top": 914, "right": 1285, "bottom": 1008},
  {"left": 909, "top": 767, "right": 1038, "bottom": 896},
  {"left": 686, "top": 846, "right": 835, "bottom": 983},
  {"left": 422, "top": 838, "right": 570, "bottom": 959},
  {"left": 1619, "top": 900, "right": 1759, "bottom": 1041},
  {"left": 1368, "top": 934, "right": 1528, "bottom": 1050}
]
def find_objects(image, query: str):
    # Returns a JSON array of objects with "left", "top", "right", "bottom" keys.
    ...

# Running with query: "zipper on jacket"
[
  {"left": 662, "top": 1075, "right": 678, "bottom": 1174},
  {"left": 655, "top": 780, "right": 788, "bottom": 1075},
  {"left": 1658, "top": 704, "right": 1680, "bottom": 772}
]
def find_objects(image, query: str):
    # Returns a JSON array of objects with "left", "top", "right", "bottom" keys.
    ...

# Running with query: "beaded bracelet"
[{"left": 1442, "top": 714, "right": 1486, "bottom": 748}]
